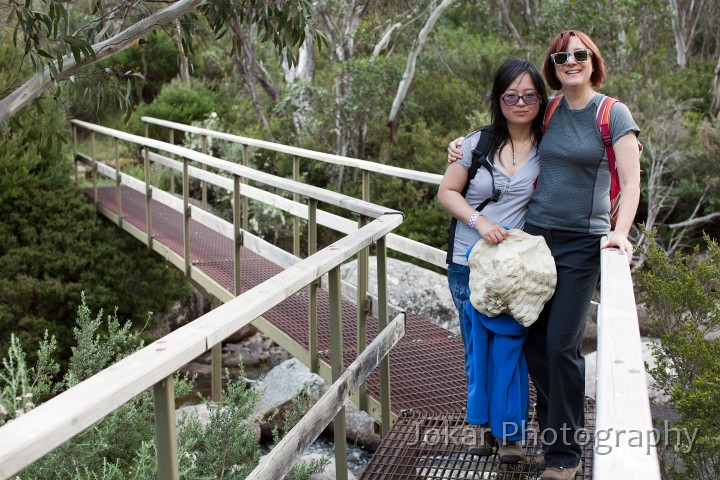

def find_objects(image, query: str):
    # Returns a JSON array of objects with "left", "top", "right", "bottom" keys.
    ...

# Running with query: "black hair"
[{"left": 488, "top": 58, "right": 548, "bottom": 156}]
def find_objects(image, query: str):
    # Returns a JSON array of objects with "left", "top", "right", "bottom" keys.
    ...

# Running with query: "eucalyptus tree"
[{"left": 0, "top": 0, "right": 321, "bottom": 126}]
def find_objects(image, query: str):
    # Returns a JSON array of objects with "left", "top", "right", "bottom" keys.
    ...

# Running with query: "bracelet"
[{"left": 468, "top": 211, "right": 482, "bottom": 229}]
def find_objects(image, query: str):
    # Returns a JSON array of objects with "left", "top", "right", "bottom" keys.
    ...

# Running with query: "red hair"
[{"left": 543, "top": 30, "right": 606, "bottom": 91}]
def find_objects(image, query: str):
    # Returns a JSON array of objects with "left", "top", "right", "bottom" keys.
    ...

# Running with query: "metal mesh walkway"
[{"left": 87, "top": 186, "right": 595, "bottom": 478}]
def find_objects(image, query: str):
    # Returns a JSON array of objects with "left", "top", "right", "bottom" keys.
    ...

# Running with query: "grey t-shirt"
[
  {"left": 451, "top": 129, "right": 540, "bottom": 265},
  {"left": 525, "top": 94, "right": 640, "bottom": 234}
]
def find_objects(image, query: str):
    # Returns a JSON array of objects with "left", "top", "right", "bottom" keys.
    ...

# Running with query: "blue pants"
[{"left": 447, "top": 263, "right": 471, "bottom": 380}]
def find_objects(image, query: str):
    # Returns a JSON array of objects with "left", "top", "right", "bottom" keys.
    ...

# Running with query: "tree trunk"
[
  {"left": 668, "top": 0, "right": 708, "bottom": 68},
  {"left": 387, "top": 0, "right": 455, "bottom": 161},
  {"left": 712, "top": 53, "right": 720, "bottom": 117},
  {"left": 174, "top": 20, "right": 191, "bottom": 86},
  {"left": 229, "top": 20, "right": 276, "bottom": 142},
  {"left": 495, "top": 0, "right": 524, "bottom": 47},
  {"left": 232, "top": 20, "right": 279, "bottom": 102},
  {"left": 282, "top": 35, "right": 317, "bottom": 138},
  {"left": 0, "top": 0, "right": 203, "bottom": 124}
]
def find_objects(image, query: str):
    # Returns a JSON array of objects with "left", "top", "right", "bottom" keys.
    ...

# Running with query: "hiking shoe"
[
  {"left": 540, "top": 464, "right": 581, "bottom": 480},
  {"left": 467, "top": 424, "right": 496, "bottom": 456},
  {"left": 498, "top": 440, "right": 524, "bottom": 463},
  {"left": 526, "top": 447, "right": 546, "bottom": 470}
]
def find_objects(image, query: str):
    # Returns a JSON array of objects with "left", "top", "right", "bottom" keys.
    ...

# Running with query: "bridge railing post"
[
  {"left": 328, "top": 265, "right": 348, "bottom": 480},
  {"left": 168, "top": 129, "right": 175, "bottom": 194},
  {"left": 91, "top": 131, "right": 98, "bottom": 204},
  {"left": 144, "top": 144, "right": 153, "bottom": 249},
  {"left": 182, "top": 157, "right": 191, "bottom": 277},
  {"left": 362, "top": 170, "right": 370, "bottom": 204},
  {"left": 233, "top": 174, "right": 243, "bottom": 296},
  {"left": 143, "top": 124, "right": 153, "bottom": 249},
  {"left": 114, "top": 138, "right": 123, "bottom": 228},
  {"left": 308, "top": 199, "right": 318, "bottom": 374},
  {"left": 376, "top": 235, "right": 392, "bottom": 437},
  {"left": 241, "top": 145, "right": 249, "bottom": 232},
  {"left": 355, "top": 215, "right": 370, "bottom": 411},
  {"left": 210, "top": 299, "right": 222, "bottom": 402},
  {"left": 201, "top": 135, "right": 208, "bottom": 210},
  {"left": 72, "top": 125, "right": 78, "bottom": 186},
  {"left": 293, "top": 156, "right": 301, "bottom": 258},
  {"left": 153, "top": 375, "right": 179, "bottom": 480}
]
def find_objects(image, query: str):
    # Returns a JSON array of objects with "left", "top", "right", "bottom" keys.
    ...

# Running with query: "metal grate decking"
[
  {"left": 88, "top": 186, "right": 466, "bottom": 414},
  {"left": 360, "top": 393, "right": 595, "bottom": 479},
  {"left": 87, "top": 185, "right": 596, "bottom": 478}
]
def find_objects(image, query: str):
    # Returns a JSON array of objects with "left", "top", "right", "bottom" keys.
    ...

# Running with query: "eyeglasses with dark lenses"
[
  {"left": 551, "top": 48, "right": 592, "bottom": 65},
  {"left": 501, "top": 93, "right": 539, "bottom": 106}
]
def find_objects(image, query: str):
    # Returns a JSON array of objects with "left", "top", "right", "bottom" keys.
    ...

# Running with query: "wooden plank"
[
  {"left": 142, "top": 117, "right": 442, "bottom": 185},
  {"left": 594, "top": 246, "right": 661, "bottom": 479},
  {"left": 246, "top": 313, "right": 405, "bottom": 480},
  {"left": 71, "top": 120, "right": 396, "bottom": 218}
]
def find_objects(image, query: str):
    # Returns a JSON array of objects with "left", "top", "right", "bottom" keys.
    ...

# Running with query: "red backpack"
[{"left": 543, "top": 94, "right": 641, "bottom": 228}]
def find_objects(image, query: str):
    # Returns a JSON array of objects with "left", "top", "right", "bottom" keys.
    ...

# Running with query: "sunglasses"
[
  {"left": 501, "top": 92, "right": 540, "bottom": 106},
  {"left": 550, "top": 48, "right": 592, "bottom": 65}
]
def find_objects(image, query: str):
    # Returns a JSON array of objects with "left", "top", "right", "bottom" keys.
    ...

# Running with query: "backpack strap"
[
  {"left": 465, "top": 126, "right": 501, "bottom": 212},
  {"left": 543, "top": 95, "right": 564, "bottom": 133},
  {"left": 446, "top": 126, "right": 498, "bottom": 263},
  {"left": 596, "top": 95, "right": 622, "bottom": 223},
  {"left": 462, "top": 126, "right": 493, "bottom": 197}
]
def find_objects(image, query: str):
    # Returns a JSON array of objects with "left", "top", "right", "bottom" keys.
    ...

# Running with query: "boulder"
[
  {"left": 329, "top": 400, "right": 381, "bottom": 452},
  {"left": 151, "top": 286, "right": 212, "bottom": 338},
  {"left": 175, "top": 403, "right": 261, "bottom": 444},
  {"left": 340, "top": 257, "right": 459, "bottom": 335},
  {"left": 252, "top": 358, "right": 327, "bottom": 438},
  {"left": 256, "top": 453, "right": 357, "bottom": 480}
]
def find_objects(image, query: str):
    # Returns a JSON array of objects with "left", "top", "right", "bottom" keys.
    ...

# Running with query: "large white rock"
[
  {"left": 256, "top": 453, "right": 357, "bottom": 480},
  {"left": 339, "top": 257, "right": 459, "bottom": 334},
  {"left": 252, "top": 358, "right": 327, "bottom": 438},
  {"left": 467, "top": 229, "right": 556, "bottom": 327}
]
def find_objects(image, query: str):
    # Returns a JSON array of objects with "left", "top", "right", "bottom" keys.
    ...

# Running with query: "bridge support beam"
[
  {"left": 153, "top": 375, "right": 179, "bottom": 480},
  {"left": 355, "top": 215, "right": 370, "bottom": 411},
  {"left": 293, "top": 156, "right": 300, "bottom": 258},
  {"left": 308, "top": 199, "right": 319, "bottom": 374},
  {"left": 377, "top": 236, "right": 392, "bottom": 437},
  {"left": 114, "top": 138, "right": 123, "bottom": 228},
  {"left": 328, "top": 266, "right": 348, "bottom": 480}
]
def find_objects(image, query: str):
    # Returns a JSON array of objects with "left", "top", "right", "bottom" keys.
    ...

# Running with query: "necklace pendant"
[{"left": 512, "top": 156, "right": 517, "bottom": 166}]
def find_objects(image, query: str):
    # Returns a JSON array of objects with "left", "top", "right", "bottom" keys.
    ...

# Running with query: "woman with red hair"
[{"left": 447, "top": 30, "right": 641, "bottom": 480}]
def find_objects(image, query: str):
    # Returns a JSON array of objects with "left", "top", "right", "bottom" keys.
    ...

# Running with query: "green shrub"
[
  {"left": 638, "top": 229, "right": 720, "bottom": 478},
  {"left": 135, "top": 79, "right": 217, "bottom": 139},
  {"left": 0, "top": 105, "right": 190, "bottom": 368},
  {"left": 2, "top": 299, "right": 328, "bottom": 479}
]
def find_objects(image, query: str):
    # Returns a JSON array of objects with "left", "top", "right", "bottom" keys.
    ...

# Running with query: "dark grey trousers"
[{"left": 523, "top": 223, "right": 602, "bottom": 469}]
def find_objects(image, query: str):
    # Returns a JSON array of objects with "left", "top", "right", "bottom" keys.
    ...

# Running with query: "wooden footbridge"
[{"left": 0, "top": 119, "right": 661, "bottom": 480}]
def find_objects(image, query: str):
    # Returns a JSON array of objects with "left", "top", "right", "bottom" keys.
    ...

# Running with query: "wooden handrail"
[
  {"left": 70, "top": 120, "right": 398, "bottom": 219},
  {"left": 0, "top": 215, "right": 402, "bottom": 479},
  {"left": 594, "top": 245, "right": 661, "bottom": 479},
  {"left": 141, "top": 116, "right": 443, "bottom": 185},
  {"left": 247, "top": 313, "right": 405, "bottom": 479}
]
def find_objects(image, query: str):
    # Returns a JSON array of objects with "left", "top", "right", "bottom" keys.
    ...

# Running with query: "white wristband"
[{"left": 468, "top": 211, "right": 481, "bottom": 229}]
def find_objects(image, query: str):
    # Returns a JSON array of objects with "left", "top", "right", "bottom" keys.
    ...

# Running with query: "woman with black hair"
[{"left": 437, "top": 58, "right": 547, "bottom": 463}]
